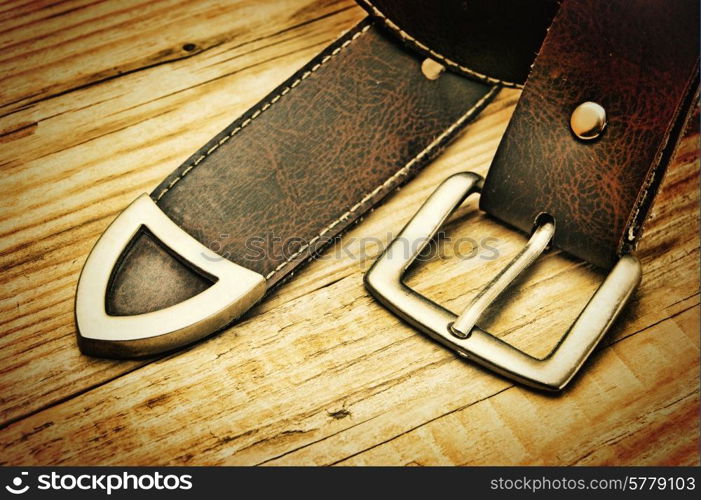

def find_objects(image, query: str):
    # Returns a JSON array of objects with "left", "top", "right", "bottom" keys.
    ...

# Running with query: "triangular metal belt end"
[{"left": 75, "top": 194, "right": 266, "bottom": 358}]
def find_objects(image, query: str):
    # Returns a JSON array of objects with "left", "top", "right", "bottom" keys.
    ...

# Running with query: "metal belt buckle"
[{"left": 364, "top": 172, "right": 642, "bottom": 391}]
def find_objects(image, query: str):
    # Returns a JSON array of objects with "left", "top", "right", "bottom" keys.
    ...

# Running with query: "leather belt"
[
  {"left": 75, "top": 2, "right": 557, "bottom": 357},
  {"left": 365, "top": 0, "right": 699, "bottom": 390},
  {"left": 481, "top": 0, "right": 700, "bottom": 269}
]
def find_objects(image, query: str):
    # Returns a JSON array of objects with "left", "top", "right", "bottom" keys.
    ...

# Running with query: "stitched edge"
[
  {"left": 264, "top": 84, "right": 501, "bottom": 281},
  {"left": 357, "top": 0, "right": 523, "bottom": 89},
  {"left": 155, "top": 23, "right": 372, "bottom": 202},
  {"left": 618, "top": 71, "right": 700, "bottom": 255}
]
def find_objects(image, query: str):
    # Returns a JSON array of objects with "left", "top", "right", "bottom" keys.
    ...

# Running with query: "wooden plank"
[
  {"left": 0, "top": 109, "right": 697, "bottom": 465},
  {"left": 306, "top": 307, "right": 701, "bottom": 466},
  {"left": 0, "top": 0, "right": 698, "bottom": 466},
  {"left": 0, "top": 0, "right": 357, "bottom": 115}
]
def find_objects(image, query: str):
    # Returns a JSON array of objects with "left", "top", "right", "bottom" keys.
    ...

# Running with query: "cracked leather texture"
[
  {"left": 480, "top": 0, "right": 699, "bottom": 269},
  {"left": 106, "top": 19, "right": 495, "bottom": 316},
  {"left": 357, "top": 0, "right": 560, "bottom": 86}
]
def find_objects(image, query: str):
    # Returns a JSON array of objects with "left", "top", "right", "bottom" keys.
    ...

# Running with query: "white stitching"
[
  {"left": 155, "top": 23, "right": 372, "bottom": 202},
  {"left": 264, "top": 84, "right": 501, "bottom": 280},
  {"left": 357, "top": 0, "right": 522, "bottom": 89}
]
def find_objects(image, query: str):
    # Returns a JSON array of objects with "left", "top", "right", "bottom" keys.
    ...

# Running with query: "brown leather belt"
[
  {"left": 75, "top": 1, "right": 558, "bottom": 357},
  {"left": 365, "top": 0, "right": 699, "bottom": 390},
  {"left": 481, "top": 0, "right": 699, "bottom": 270}
]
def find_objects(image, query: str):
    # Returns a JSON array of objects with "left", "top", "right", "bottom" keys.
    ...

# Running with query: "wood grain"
[{"left": 0, "top": 0, "right": 698, "bottom": 466}]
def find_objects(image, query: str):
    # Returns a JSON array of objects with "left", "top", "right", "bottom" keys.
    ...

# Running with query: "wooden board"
[{"left": 0, "top": 0, "right": 698, "bottom": 466}]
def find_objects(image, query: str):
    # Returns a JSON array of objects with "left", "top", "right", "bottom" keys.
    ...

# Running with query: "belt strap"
[
  {"left": 78, "top": 7, "right": 531, "bottom": 357},
  {"left": 480, "top": 0, "right": 699, "bottom": 269},
  {"left": 357, "top": 0, "right": 559, "bottom": 87},
  {"left": 107, "top": 21, "right": 494, "bottom": 310}
]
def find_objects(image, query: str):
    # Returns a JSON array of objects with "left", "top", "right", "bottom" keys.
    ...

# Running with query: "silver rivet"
[
  {"left": 570, "top": 101, "right": 607, "bottom": 140},
  {"left": 421, "top": 58, "right": 445, "bottom": 80}
]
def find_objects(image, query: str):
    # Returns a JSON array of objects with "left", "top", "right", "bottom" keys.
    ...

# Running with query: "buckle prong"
[{"left": 449, "top": 214, "right": 555, "bottom": 339}]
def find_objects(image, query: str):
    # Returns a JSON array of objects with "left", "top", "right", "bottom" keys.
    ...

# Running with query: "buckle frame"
[{"left": 364, "top": 172, "right": 641, "bottom": 391}]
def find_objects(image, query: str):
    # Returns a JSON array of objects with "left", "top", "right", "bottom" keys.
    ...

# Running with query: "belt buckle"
[{"left": 364, "top": 172, "right": 642, "bottom": 391}]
